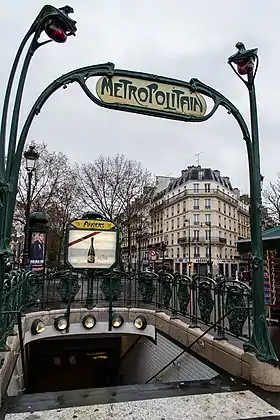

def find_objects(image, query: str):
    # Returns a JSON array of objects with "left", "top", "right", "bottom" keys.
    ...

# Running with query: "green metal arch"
[
  {"left": 15, "top": 62, "right": 252, "bottom": 172},
  {"left": 7, "top": 62, "right": 254, "bottom": 234}
]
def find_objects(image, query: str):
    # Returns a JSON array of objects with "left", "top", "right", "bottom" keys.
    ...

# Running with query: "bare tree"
[
  {"left": 78, "top": 154, "right": 153, "bottom": 221},
  {"left": 263, "top": 177, "right": 280, "bottom": 227},
  {"left": 78, "top": 154, "right": 154, "bottom": 271},
  {"left": 14, "top": 143, "right": 83, "bottom": 266}
]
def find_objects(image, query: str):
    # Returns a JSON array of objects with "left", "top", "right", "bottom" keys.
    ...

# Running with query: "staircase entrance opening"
[{"left": 26, "top": 336, "right": 121, "bottom": 393}]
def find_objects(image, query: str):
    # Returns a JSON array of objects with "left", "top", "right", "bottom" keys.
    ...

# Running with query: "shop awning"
[{"left": 237, "top": 226, "right": 280, "bottom": 254}]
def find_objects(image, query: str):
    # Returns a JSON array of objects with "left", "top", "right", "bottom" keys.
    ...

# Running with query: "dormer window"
[{"left": 198, "top": 170, "right": 204, "bottom": 180}]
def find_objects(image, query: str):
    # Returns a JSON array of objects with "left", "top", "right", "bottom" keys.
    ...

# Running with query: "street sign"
[
  {"left": 67, "top": 218, "right": 118, "bottom": 270},
  {"left": 149, "top": 249, "right": 157, "bottom": 261},
  {"left": 96, "top": 76, "right": 207, "bottom": 118},
  {"left": 71, "top": 219, "right": 115, "bottom": 230}
]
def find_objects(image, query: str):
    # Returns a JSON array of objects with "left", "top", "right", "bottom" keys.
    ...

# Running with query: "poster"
[
  {"left": 67, "top": 229, "right": 117, "bottom": 269},
  {"left": 29, "top": 231, "right": 46, "bottom": 272}
]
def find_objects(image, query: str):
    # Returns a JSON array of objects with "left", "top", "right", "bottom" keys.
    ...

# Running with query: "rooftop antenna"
[{"left": 195, "top": 152, "right": 203, "bottom": 166}]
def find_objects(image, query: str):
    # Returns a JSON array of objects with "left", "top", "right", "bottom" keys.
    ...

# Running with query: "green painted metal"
[
  {"left": 0, "top": 270, "right": 42, "bottom": 350},
  {"left": 0, "top": 5, "right": 275, "bottom": 362},
  {"left": 0, "top": 270, "right": 253, "bottom": 348},
  {"left": 0, "top": 4, "right": 77, "bottom": 312}
]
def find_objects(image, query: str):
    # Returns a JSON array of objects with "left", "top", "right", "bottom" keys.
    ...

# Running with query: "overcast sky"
[{"left": 1, "top": 1, "right": 279, "bottom": 193}]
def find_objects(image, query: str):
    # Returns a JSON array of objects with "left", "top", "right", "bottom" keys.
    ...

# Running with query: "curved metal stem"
[
  {"left": 243, "top": 72, "right": 277, "bottom": 362},
  {"left": 5, "top": 32, "right": 43, "bottom": 180},
  {"left": 0, "top": 29, "right": 34, "bottom": 176}
]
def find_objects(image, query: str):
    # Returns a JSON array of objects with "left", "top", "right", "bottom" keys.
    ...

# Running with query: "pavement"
[{"left": 2, "top": 375, "right": 280, "bottom": 419}]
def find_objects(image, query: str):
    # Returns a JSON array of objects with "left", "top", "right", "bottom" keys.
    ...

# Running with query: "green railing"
[{"left": 0, "top": 269, "right": 252, "bottom": 350}]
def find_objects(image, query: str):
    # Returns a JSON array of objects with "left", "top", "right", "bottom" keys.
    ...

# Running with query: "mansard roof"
[{"left": 165, "top": 166, "right": 233, "bottom": 193}]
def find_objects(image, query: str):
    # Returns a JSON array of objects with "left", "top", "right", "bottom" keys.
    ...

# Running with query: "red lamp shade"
[
  {"left": 237, "top": 59, "right": 255, "bottom": 75},
  {"left": 45, "top": 21, "right": 67, "bottom": 43}
]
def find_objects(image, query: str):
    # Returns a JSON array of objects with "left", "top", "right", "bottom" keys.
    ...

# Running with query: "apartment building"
[{"left": 149, "top": 166, "right": 250, "bottom": 277}]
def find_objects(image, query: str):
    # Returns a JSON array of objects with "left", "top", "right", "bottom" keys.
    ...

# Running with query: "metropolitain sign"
[{"left": 96, "top": 75, "right": 207, "bottom": 118}]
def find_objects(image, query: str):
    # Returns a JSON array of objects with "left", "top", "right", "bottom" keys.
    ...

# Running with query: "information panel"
[{"left": 67, "top": 218, "right": 117, "bottom": 270}]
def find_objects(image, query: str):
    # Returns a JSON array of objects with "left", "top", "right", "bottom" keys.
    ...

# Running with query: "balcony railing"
[
  {"left": 0, "top": 269, "right": 252, "bottom": 351},
  {"left": 151, "top": 188, "right": 241, "bottom": 212},
  {"left": 178, "top": 236, "right": 227, "bottom": 245}
]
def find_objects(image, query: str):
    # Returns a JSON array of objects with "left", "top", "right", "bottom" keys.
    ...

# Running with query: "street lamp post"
[
  {"left": 0, "top": 5, "right": 77, "bottom": 305},
  {"left": 22, "top": 145, "right": 39, "bottom": 267},
  {"left": 228, "top": 43, "right": 277, "bottom": 362}
]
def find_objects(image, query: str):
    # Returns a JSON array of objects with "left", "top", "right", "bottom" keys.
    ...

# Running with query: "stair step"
[{"left": 4, "top": 376, "right": 241, "bottom": 414}]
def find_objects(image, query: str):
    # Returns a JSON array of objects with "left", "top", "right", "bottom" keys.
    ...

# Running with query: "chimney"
[
  {"left": 233, "top": 188, "right": 240, "bottom": 199},
  {"left": 213, "top": 170, "right": 220, "bottom": 177}
]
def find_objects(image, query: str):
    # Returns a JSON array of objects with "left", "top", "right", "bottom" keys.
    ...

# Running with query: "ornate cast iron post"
[
  {"left": 228, "top": 43, "right": 277, "bottom": 363},
  {"left": 0, "top": 5, "right": 77, "bottom": 306},
  {"left": 22, "top": 145, "right": 39, "bottom": 267}
]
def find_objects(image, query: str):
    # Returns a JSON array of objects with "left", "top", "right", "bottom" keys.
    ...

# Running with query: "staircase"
[{"left": 2, "top": 378, "right": 280, "bottom": 419}]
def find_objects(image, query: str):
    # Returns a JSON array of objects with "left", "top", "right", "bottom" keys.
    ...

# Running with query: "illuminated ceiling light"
[
  {"left": 133, "top": 315, "right": 147, "bottom": 330},
  {"left": 82, "top": 315, "right": 96, "bottom": 329},
  {"left": 54, "top": 316, "right": 68, "bottom": 332},
  {"left": 111, "top": 314, "right": 124, "bottom": 328},
  {"left": 31, "top": 319, "right": 45, "bottom": 335}
]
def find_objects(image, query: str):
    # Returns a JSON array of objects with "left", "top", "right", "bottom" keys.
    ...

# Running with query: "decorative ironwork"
[
  {"left": 177, "top": 276, "right": 191, "bottom": 315},
  {"left": 159, "top": 272, "right": 173, "bottom": 309},
  {"left": 225, "top": 283, "right": 250, "bottom": 337},
  {"left": 100, "top": 271, "right": 123, "bottom": 301},
  {"left": 198, "top": 278, "right": 215, "bottom": 324},
  {"left": 138, "top": 272, "right": 156, "bottom": 303},
  {"left": 56, "top": 270, "right": 81, "bottom": 303},
  {"left": 0, "top": 269, "right": 254, "bottom": 352}
]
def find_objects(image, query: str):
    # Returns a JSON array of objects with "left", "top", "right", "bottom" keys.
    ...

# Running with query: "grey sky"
[{"left": 1, "top": 1, "right": 279, "bottom": 193}]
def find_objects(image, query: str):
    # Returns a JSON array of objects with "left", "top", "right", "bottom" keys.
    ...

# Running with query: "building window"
[
  {"left": 177, "top": 232, "right": 180, "bottom": 243},
  {"left": 177, "top": 217, "right": 180, "bottom": 228},
  {"left": 193, "top": 230, "right": 199, "bottom": 240},
  {"left": 194, "top": 247, "right": 200, "bottom": 257},
  {"left": 205, "top": 247, "right": 210, "bottom": 258},
  {"left": 171, "top": 206, "right": 174, "bottom": 216},
  {"left": 171, "top": 233, "right": 174, "bottom": 245},
  {"left": 218, "top": 201, "right": 221, "bottom": 211},
  {"left": 219, "top": 215, "right": 221, "bottom": 226},
  {"left": 205, "top": 199, "right": 211, "bottom": 209},
  {"left": 193, "top": 198, "right": 199, "bottom": 209},
  {"left": 229, "top": 220, "right": 232, "bottom": 230},
  {"left": 205, "top": 214, "right": 211, "bottom": 223},
  {"left": 224, "top": 217, "right": 226, "bottom": 228},
  {"left": 166, "top": 222, "right": 169, "bottom": 231},
  {"left": 205, "top": 230, "right": 210, "bottom": 240},
  {"left": 177, "top": 203, "right": 180, "bottom": 214},
  {"left": 205, "top": 183, "right": 210, "bottom": 192},
  {"left": 177, "top": 247, "right": 180, "bottom": 258},
  {"left": 183, "top": 200, "right": 186, "bottom": 211},
  {"left": 224, "top": 203, "right": 226, "bottom": 213},
  {"left": 229, "top": 206, "right": 231, "bottom": 216},
  {"left": 194, "top": 214, "right": 200, "bottom": 225},
  {"left": 193, "top": 183, "right": 199, "bottom": 193},
  {"left": 198, "top": 170, "right": 204, "bottom": 180}
]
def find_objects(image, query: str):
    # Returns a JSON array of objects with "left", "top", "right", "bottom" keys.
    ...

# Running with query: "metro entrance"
[{"left": 26, "top": 336, "right": 121, "bottom": 393}]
